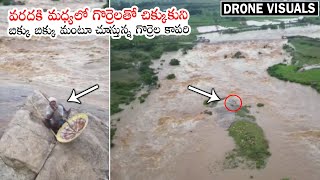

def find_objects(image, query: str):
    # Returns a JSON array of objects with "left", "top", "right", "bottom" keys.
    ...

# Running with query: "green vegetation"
[
  {"left": 113, "top": 1, "right": 247, "bottom": 28},
  {"left": 110, "top": 4, "right": 320, "bottom": 118},
  {"left": 203, "top": 100, "right": 207, "bottom": 105},
  {"left": 110, "top": 0, "right": 320, "bottom": 149},
  {"left": 267, "top": 64, "right": 320, "bottom": 93},
  {"left": 111, "top": 81, "right": 139, "bottom": 114},
  {"left": 260, "top": 25, "right": 269, "bottom": 30},
  {"left": 226, "top": 120, "right": 271, "bottom": 169},
  {"left": 189, "top": 14, "right": 246, "bottom": 28},
  {"left": 182, "top": 47, "right": 190, "bottom": 55},
  {"left": 279, "top": 22, "right": 285, "bottom": 29},
  {"left": 257, "top": 103, "right": 264, "bottom": 107},
  {"left": 246, "top": 16, "right": 291, "bottom": 21},
  {"left": 110, "top": 1, "right": 200, "bottom": 146},
  {"left": 260, "top": 24, "right": 278, "bottom": 30},
  {"left": 267, "top": 37, "right": 320, "bottom": 93},
  {"left": 232, "top": 51, "right": 245, "bottom": 59},
  {"left": 169, "top": 58, "right": 180, "bottom": 66},
  {"left": 225, "top": 104, "right": 270, "bottom": 169},
  {"left": 113, "top": 0, "right": 320, "bottom": 34},
  {"left": 1, "top": 0, "right": 11, "bottom": 5},
  {"left": 287, "top": 37, "right": 320, "bottom": 66},
  {"left": 299, "top": 16, "right": 320, "bottom": 25},
  {"left": 229, "top": 121, "right": 271, "bottom": 168},
  {"left": 166, "top": 74, "right": 176, "bottom": 80},
  {"left": 111, "top": 36, "right": 195, "bottom": 116},
  {"left": 138, "top": 92, "right": 150, "bottom": 103},
  {"left": 281, "top": 178, "right": 290, "bottom": 180},
  {"left": 282, "top": 44, "right": 295, "bottom": 54},
  {"left": 113, "top": 0, "right": 312, "bottom": 30},
  {"left": 235, "top": 105, "right": 256, "bottom": 121},
  {"left": 236, "top": 105, "right": 250, "bottom": 115},
  {"left": 269, "top": 24, "right": 278, "bottom": 29}
]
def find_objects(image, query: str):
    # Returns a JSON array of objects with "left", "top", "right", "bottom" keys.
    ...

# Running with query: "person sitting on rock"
[{"left": 43, "top": 97, "right": 71, "bottom": 134}]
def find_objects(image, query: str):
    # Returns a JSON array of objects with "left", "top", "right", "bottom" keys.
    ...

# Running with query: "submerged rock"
[
  {"left": 213, "top": 101, "right": 236, "bottom": 129},
  {"left": 0, "top": 90, "right": 109, "bottom": 180}
]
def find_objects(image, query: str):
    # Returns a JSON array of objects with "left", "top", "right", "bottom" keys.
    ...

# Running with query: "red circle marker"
[{"left": 224, "top": 94, "right": 242, "bottom": 112}]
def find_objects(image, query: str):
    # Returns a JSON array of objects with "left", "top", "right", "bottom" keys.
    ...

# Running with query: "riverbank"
[
  {"left": 267, "top": 36, "right": 320, "bottom": 93},
  {"left": 110, "top": 1, "right": 320, "bottom": 150},
  {"left": 111, "top": 26, "right": 320, "bottom": 179}
]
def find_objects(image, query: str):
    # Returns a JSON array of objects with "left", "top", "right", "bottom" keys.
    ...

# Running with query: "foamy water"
[
  {"left": 0, "top": 0, "right": 109, "bottom": 135},
  {"left": 112, "top": 27, "right": 320, "bottom": 180}
]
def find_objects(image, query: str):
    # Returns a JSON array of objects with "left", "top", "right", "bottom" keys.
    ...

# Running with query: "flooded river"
[{"left": 112, "top": 26, "right": 320, "bottom": 180}]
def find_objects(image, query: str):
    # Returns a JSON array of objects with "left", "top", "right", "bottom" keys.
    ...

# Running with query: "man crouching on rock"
[{"left": 43, "top": 97, "right": 71, "bottom": 134}]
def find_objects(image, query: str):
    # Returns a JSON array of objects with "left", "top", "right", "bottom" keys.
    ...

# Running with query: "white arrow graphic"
[
  {"left": 67, "top": 84, "right": 99, "bottom": 104},
  {"left": 188, "top": 85, "right": 221, "bottom": 103}
]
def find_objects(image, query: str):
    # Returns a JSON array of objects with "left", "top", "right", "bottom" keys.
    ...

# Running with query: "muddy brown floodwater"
[
  {"left": 112, "top": 26, "right": 320, "bottom": 180},
  {"left": 0, "top": 0, "right": 109, "bottom": 136}
]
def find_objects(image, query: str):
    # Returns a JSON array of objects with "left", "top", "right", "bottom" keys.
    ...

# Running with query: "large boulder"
[
  {"left": 36, "top": 113, "right": 109, "bottom": 180},
  {"left": 0, "top": 90, "right": 109, "bottom": 180},
  {"left": 0, "top": 159, "right": 34, "bottom": 180},
  {"left": 212, "top": 101, "right": 236, "bottom": 129}
]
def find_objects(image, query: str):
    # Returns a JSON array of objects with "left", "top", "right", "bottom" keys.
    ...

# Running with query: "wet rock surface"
[
  {"left": 0, "top": 91, "right": 109, "bottom": 180},
  {"left": 0, "top": 0, "right": 109, "bottom": 137},
  {"left": 0, "top": 1, "right": 109, "bottom": 179},
  {"left": 212, "top": 102, "right": 236, "bottom": 129},
  {"left": 0, "top": 81, "right": 34, "bottom": 137}
]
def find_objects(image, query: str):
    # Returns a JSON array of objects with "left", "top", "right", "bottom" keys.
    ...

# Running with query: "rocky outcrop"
[{"left": 0, "top": 90, "right": 109, "bottom": 180}]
